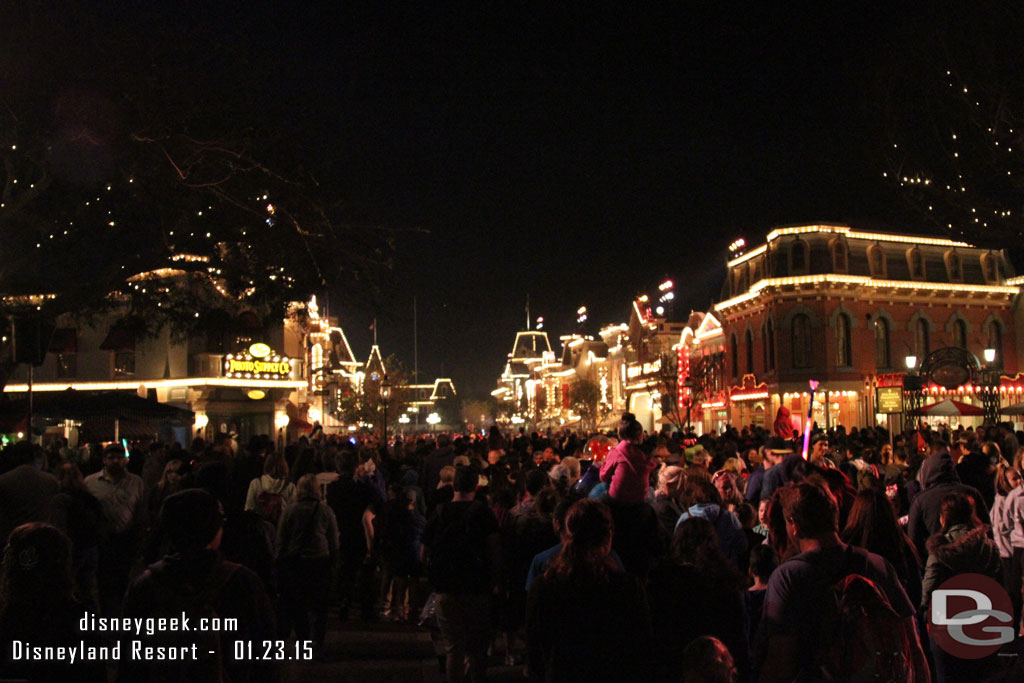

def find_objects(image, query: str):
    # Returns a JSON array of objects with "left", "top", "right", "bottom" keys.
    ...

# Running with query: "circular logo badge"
[{"left": 928, "top": 573, "right": 1014, "bottom": 659}]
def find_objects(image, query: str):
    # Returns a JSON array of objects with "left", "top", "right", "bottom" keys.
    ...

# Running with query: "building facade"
[{"left": 710, "top": 224, "right": 1022, "bottom": 432}]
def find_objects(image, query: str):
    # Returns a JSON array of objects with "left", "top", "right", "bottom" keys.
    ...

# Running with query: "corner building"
[{"left": 711, "top": 224, "right": 1022, "bottom": 430}]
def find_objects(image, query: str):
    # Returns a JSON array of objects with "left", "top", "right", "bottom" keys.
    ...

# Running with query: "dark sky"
[{"left": 6, "top": 3, "right": 1020, "bottom": 397}]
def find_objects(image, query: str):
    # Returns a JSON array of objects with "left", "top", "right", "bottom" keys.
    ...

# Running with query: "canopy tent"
[
  {"left": 1000, "top": 403, "right": 1024, "bottom": 416},
  {"left": 910, "top": 399, "right": 984, "bottom": 417}
]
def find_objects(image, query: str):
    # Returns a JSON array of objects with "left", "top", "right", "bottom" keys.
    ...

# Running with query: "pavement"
[{"left": 281, "top": 612, "right": 527, "bottom": 683}]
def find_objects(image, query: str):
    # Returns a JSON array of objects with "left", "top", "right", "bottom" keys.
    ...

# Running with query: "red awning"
[
  {"left": 48, "top": 328, "right": 78, "bottom": 353},
  {"left": 99, "top": 326, "right": 135, "bottom": 352}
]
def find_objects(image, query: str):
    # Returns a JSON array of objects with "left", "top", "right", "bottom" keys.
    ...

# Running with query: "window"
[
  {"left": 915, "top": 318, "right": 930, "bottom": 360},
  {"left": 791, "top": 314, "right": 812, "bottom": 369},
  {"left": 981, "top": 252, "right": 1001, "bottom": 284},
  {"left": 745, "top": 329, "right": 754, "bottom": 374},
  {"left": 56, "top": 353, "right": 77, "bottom": 379},
  {"left": 791, "top": 238, "right": 808, "bottom": 275},
  {"left": 867, "top": 243, "right": 886, "bottom": 278},
  {"left": 114, "top": 351, "right": 135, "bottom": 378},
  {"left": 765, "top": 319, "right": 776, "bottom": 371},
  {"left": 945, "top": 249, "right": 963, "bottom": 283},
  {"left": 730, "top": 333, "right": 739, "bottom": 378},
  {"left": 953, "top": 319, "right": 967, "bottom": 349},
  {"left": 988, "top": 320, "right": 1003, "bottom": 365},
  {"left": 907, "top": 247, "right": 925, "bottom": 280},
  {"left": 874, "top": 318, "right": 890, "bottom": 369},
  {"left": 835, "top": 313, "right": 852, "bottom": 367},
  {"left": 830, "top": 238, "right": 849, "bottom": 274},
  {"left": 49, "top": 328, "right": 78, "bottom": 379}
]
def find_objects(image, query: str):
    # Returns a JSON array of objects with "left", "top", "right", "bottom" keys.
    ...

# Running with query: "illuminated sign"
[
  {"left": 626, "top": 358, "right": 662, "bottom": 380},
  {"left": 247, "top": 389, "right": 266, "bottom": 400},
  {"left": 224, "top": 349, "right": 294, "bottom": 380},
  {"left": 249, "top": 343, "right": 272, "bottom": 358},
  {"left": 876, "top": 387, "right": 904, "bottom": 414}
]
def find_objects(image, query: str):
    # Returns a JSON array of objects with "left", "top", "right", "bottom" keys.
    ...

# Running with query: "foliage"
[
  {"left": 0, "top": 6, "right": 395, "bottom": 371},
  {"left": 880, "top": 8, "right": 1024, "bottom": 246},
  {"left": 569, "top": 378, "right": 601, "bottom": 432}
]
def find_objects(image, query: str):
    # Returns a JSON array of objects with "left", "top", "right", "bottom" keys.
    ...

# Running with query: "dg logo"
[{"left": 929, "top": 573, "right": 1015, "bottom": 659}]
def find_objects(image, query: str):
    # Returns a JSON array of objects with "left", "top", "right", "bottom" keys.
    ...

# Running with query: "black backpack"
[{"left": 426, "top": 502, "right": 489, "bottom": 593}]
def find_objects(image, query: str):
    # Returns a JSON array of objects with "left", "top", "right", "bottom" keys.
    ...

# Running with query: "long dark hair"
[
  {"left": 544, "top": 499, "right": 617, "bottom": 582},
  {"left": 842, "top": 488, "right": 919, "bottom": 576},
  {"left": 672, "top": 517, "right": 746, "bottom": 592}
]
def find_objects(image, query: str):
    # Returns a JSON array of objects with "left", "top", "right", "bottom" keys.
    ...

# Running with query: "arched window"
[
  {"left": 907, "top": 247, "right": 925, "bottom": 280},
  {"left": 830, "top": 238, "right": 849, "bottom": 274},
  {"left": 745, "top": 329, "right": 754, "bottom": 374},
  {"left": 791, "top": 314, "right": 812, "bottom": 369},
  {"left": 763, "top": 319, "right": 776, "bottom": 372},
  {"left": 945, "top": 249, "right": 963, "bottom": 283},
  {"left": 868, "top": 243, "right": 886, "bottom": 278},
  {"left": 915, "top": 318, "right": 930, "bottom": 360},
  {"left": 988, "top": 320, "right": 1004, "bottom": 366},
  {"left": 791, "top": 238, "right": 808, "bottom": 275},
  {"left": 981, "top": 252, "right": 1001, "bottom": 284},
  {"left": 953, "top": 319, "right": 967, "bottom": 349},
  {"left": 835, "top": 313, "right": 852, "bottom": 367},
  {"left": 874, "top": 318, "right": 890, "bottom": 369},
  {"left": 730, "top": 333, "right": 739, "bottom": 378}
]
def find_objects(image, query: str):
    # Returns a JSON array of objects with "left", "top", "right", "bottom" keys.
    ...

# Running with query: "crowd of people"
[{"left": 1, "top": 413, "right": 1024, "bottom": 681}]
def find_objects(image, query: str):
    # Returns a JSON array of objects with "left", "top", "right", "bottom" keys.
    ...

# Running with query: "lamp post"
[
  {"left": 903, "top": 355, "right": 922, "bottom": 431},
  {"left": 683, "top": 376, "right": 694, "bottom": 433},
  {"left": 380, "top": 376, "right": 392, "bottom": 447},
  {"left": 426, "top": 412, "right": 441, "bottom": 432},
  {"left": 980, "top": 348, "right": 1001, "bottom": 426}
]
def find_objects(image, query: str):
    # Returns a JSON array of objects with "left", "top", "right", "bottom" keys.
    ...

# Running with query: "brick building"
[{"left": 708, "top": 224, "right": 1022, "bottom": 432}]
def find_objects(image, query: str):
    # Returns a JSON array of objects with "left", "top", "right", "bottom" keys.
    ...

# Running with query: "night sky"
[{"left": 4, "top": 3, "right": 1022, "bottom": 397}]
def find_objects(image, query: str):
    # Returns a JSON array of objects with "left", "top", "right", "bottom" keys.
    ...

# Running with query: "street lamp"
[
  {"left": 426, "top": 412, "right": 441, "bottom": 432},
  {"left": 903, "top": 355, "right": 923, "bottom": 431},
  {"left": 380, "top": 376, "right": 392, "bottom": 446},
  {"left": 980, "top": 348, "right": 1001, "bottom": 425}
]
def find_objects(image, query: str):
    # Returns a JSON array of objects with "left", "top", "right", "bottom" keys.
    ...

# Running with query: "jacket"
[
  {"left": 907, "top": 451, "right": 989, "bottom": 561},
  {"left": 921, "top": 524, "right": 1001, "bottom": 610},
  {"left": 675, "top": 502, "right": 748, "bottom": 569},
  {"left": 599, "top": 440, "right": 657, "bottom": 504}
]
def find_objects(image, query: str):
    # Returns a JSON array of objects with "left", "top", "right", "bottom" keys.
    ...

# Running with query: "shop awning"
[
  {"left": 910, "top": 399, "right": 984, "bottom": 417},
  {"left": 99, "top": 326, "right": 135, "bottom": 352},
  {"left": 31, "top": 390, "right": 193, "bottom": 425}
]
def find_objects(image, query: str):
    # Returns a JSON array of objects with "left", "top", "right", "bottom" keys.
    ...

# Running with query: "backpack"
[
  {"left": 815, "top": 548, "right": 914, "bottom": 683},
  {"left": 426, "top": 502, "right": 489, "bottom": 593},
  {"left": 255, "top": 489, "right": 284, "bottom": 525},
  {"left": 139, "top": 559, "right": 241, "bottom": 683}
]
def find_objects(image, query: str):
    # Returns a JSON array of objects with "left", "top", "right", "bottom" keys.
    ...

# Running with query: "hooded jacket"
[
  {"left": 674, "top": 502, "right": 748, "bottom": 569},
  {"left": 907, "top": 451, "right": 989, "bottom": 562},
  {"left": 921, "top": 524, "right": 1001, "bottom": 610},
  {"left": 599, "top": 440, "right": 657, "bottom": 504}
]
